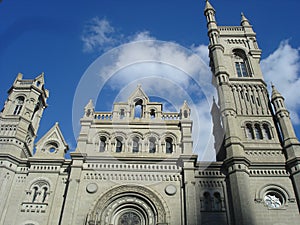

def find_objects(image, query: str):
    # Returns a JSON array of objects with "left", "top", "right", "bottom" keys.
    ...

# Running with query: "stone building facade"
[{"left": 0, "top": 1, "right": 300, "bottom": 225}]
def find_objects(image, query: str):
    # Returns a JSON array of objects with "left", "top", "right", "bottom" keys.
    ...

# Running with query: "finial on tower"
[
  {"left": 241, "top": 12, "right": 251, "bottom": 26},
  {"left": 205, "top": 0, "right": 215, "bottom": 12},
  {"left": 271, "top": 83, "right": 283, "bottom": 101}
]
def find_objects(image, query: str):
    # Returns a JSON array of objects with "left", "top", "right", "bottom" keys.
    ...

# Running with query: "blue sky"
[{"left": 0, "top": 0, "right": 300, "bottom": 159}]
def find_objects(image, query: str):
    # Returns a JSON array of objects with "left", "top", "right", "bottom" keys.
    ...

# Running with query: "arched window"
[
  {"left": 116, "top": 137, "right": 123, "bottom": 153},
  {"left": 165, "top": 138, "right": 173, "bottom": 154},
  {"left": 183, "top": 110, "right": 188, "bottom": 118},
  {"left": 134, "top": 99, "right": 143, "bottom": 118},
  {"left": 32, "top": 186, "right": 39, "bottom": 202},
  {"left": 245, "top": 123, "right": 254, "bottom": 139},
  {"left": 213, "top": 192, "right": 222, "bottom": 211},
  {"left": 99, "top": 136, "right": 106, "bottom": 152},
  {"left": 233, "top": 49, "right": 250, "bottom": 77},
  {"left": 29, "top": 180, "right": 50, "bottom": 203},
  {"left": 120, "top": 109, "right": 125, "bottom": 119},
  {"left": 149, "top": 137, "right": 156, "bottom": 153},
  {"left": 14, "top": 96, "right": 25, "bottom": 115},
  {"left": 150, "top": 109, "right": 155, "bottom": 119},
  {"left": 262, "top": 124, "right": 272, "bottom": 140},
  {"left": 254, "top": 124, "right": 263, "bottom": 139},
  {"left": 203, "top": 192, "right": 212, "bottom": 211},
  {"left": 42, "top": 187, "right": 48, "bottom": 203},
  {"left": 132, "top": 137, "right": 139, "bottom": 153}
]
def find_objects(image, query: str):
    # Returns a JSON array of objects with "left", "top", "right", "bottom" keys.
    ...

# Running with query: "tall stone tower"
[
  {"left": 0, "top": 73, "right": 49, "bottom": 158},
  {"left": 205, "top": 1, "right": 300, "bottom": 224}
]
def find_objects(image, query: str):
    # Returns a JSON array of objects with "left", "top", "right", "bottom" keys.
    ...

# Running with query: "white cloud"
[
  {"left": 77, "top": 22, "right": 216, "bottom": 159},
  {"left": 261, "top": 41, "right": 300, "bottom": 124},
  {"left": 81, "top": 17, "right": 119, "bottom": 53},
  {"left": 78, "top": 17, "right": 300, "bottom": 161}
]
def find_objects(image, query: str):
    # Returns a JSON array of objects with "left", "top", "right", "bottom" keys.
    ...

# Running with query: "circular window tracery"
[
  {"left": 118, "top": 211, "right": 141, "bottom": 225},
  {"left": 264, "top": 191, "right": 283, "bottom": 209}
]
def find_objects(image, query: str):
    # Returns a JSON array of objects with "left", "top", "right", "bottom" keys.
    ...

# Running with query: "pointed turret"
[
  {"left": 84, "top": 99, "right": 95, "bottom": 118},
  {"left": 271, "top": 84, "right": 298, "bottom": 146},
  {"left": 241, "top": 12, "right": 251, "bottom": 26},
  {"left": 204, "top": 0, "right": 217, "bottom": 31},
  {"left": 204, "top": 0, "right": 215, "bottom": 13},
  {"left": 34, "top": 122, "right": 69, "bottom": 159},
  {"left": 180, "top": 100, "right": 191, "bottom": 120}
]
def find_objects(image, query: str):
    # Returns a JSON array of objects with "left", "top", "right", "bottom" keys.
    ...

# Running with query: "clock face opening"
[{"left": 264, "top": 191, "right": 283, "bottom": 209}]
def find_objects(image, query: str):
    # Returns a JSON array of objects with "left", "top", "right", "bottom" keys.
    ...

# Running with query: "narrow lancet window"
[
  {"left": 134, "top": 99, "right": 143, "bottom": 118},
  {"left": 246, "top": 123, "right": 254, "bottom": 139},
  {"left": 262, "top": 124, "right": 272, "bottom": 140},
  {"left": 165, "top": 138, "right": 173, "bottom": 153},
  {"left": 14, "top": 96, "right": 25, "bottom": 115},
  {"left": 149, "top": 137, "right": 156, "bottom": 153},
  {"left": 116, "top": 137, "right": 123, "bottom": 153},
  {"left": 254, "top": 124, "right": 263, "bottom": 139},
  {"left": 99, "top": 136, "right": 106, "bottom": 152},
  {"left": 233, "top": 49, "right": 250, "bottom": 77},
  {"left": 132, "top": 137, "right": 139, "bottom": 153}
]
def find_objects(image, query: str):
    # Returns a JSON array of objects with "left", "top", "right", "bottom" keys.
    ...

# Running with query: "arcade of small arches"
[
  {"left": 94, "top": 132, "right": 177, "bottom": 154},
  {"left": 200, "top": 191, "right": 225, "bottom": 212},
  {"left": 244, "top": 122, "right": 273, "bottom": 140},
  {"left": 25, "top": 180, "right": 50, "bottom": 204}
]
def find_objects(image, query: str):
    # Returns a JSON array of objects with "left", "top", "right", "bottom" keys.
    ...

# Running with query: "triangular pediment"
[
  {"left": 34, "top": 122, "right": 69, "bottom": 158},
  {"left": 128, "top": 85, "right": 149, "bottom": 104}
]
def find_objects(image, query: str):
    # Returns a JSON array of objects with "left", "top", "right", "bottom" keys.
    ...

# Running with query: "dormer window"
[
  {"left": 13, "top": 96, "right": 25, "bottom": 115},
  {"left": 233, "top": 49, "right": 250, "bottom": 77}
]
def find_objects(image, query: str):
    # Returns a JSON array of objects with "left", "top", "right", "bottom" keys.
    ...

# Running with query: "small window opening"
[
  {"left": 132, "top": 137, "right": 139, "bottom": 153},
  {"left": 262, "top": 124, "right": 272, "bottom": 140},
  {"left": 42, "top": 187, "right": 48, "bottom": 203},
  {"left": 13, "top": 96, "right": 25, "bottom": 115},
  {"left": 165, "top": 138, "right": 173, "bottom": 154},
  {"left": 183, "top": 110, "right": 188, "bottom": 118},
  {"left": 149, "top": 137, "right": 156, "bottom": 153},
  {"left": 48, "top": 142, "right": 58, "bottom": 153},
  {"left": 213, "top": 192, "right": 222, "bottom": 211},
  {"left": 99, "top": 136, "right": 106, "bottom": 152},
  {"left": 32, "top": 186, "right": 38, "bottom": 202},
  {"left": 203, "top": 192, "right": 212, "bottom": 211},
  {"left": 120, "top": 109, "right": 125, "bottom": 119},
  {"left": 116, "top": 137, "right": 123, "bottom": 153},
  {"left": 134, "top": 99, "right": 143, "bottom": 118},
  {"left": 254, "top": 124, "right": 263, "bottom": 139},
  {"left": 150, "top": 109, "right": 155, "bottom": 119},
  {"left": 246, "top": 123, "right": 255, "bottom": 139}
]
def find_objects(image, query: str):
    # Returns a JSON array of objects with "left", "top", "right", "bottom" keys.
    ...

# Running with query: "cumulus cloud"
[
  {"left": 78, "top": 17, "right": 300, "bottom": 161},
  {"left": 77, "top": 19, "right": 215, "bottom": 159},
  {"left": 81, "top": 17, "right": 120, "bottom": 53},
  {"left": 261, "top": 41, "right": 300, "bottom": 124}
]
